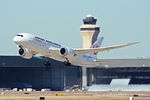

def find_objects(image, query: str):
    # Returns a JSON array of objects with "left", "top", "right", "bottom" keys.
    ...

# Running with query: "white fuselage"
[{"left": 13, "top": 33, "right": 99, "bottom": 67}]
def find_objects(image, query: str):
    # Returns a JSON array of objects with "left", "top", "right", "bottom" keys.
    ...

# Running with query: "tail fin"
[{"left": 90, "top": 37, "right": 104, "bottom": 58}]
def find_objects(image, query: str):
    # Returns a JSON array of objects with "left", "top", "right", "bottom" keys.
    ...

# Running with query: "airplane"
[{"left": 13, "top": 33, "right": 138, "bottom": 67}]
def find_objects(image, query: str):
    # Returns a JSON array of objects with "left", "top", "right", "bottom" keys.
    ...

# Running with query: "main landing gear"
[
  {"left": 44, "top": 57, "right": 51, "bottom": 66},
  {"left": 64, "top": 59, "right": 71, "bottom": 66}
]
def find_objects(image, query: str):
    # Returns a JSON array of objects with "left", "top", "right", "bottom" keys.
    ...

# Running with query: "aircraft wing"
[{"left": 74, "top": 42, "right": 139, "bottom": 56}]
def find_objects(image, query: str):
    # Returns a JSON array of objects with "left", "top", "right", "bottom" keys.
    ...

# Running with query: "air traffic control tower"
[
  {"left": 80, "top": 15, "right": 100, "bottom": 87},
  {"left": 80, "top": 15, "right": 100, "bottom": 48}
]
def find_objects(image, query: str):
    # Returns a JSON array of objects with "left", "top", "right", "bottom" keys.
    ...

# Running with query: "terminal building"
[
  {"left": 0, "top": 56, "right": 82, "bottom": 91},
  {"left": 0, "top": 56, "right": 150, "bottom": 91},
  {"left": 0, "top": 15, "right": 150, "bottom": 91}
]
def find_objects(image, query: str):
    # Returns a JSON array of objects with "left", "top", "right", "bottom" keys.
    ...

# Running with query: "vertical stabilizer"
[{"left": 90, "top": 37, "right": 104, "bottom": 58}]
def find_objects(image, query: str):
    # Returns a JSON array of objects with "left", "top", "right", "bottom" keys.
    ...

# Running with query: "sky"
[{"left": 0, "top": 0, "right": 149, "bottom": 59}]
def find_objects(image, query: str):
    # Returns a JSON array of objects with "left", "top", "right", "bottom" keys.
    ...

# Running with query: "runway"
[{"left": 0, "top": 91, "right": 150, "bottom": 100}]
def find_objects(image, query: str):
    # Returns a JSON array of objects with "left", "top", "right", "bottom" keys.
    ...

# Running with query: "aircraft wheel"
[
  {"left": 64, "top": 61, "right": 71, "bottom": 66},
  {"left": 44, "top": 61, "right": 51, "bottom": 66}
]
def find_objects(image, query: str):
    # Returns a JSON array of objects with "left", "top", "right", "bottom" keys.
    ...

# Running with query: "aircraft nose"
[{"left": 13, "top": 36, "right": 19, "bottom": 44}]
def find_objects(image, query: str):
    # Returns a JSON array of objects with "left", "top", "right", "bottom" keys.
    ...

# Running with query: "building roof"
[
  {"left": 99, "top": 59, "right": 150, "bottom": 68},
  {"left": 0, "top": 56, "right": 64, "bottom": 67},
  {"left": 0, "top": 56, "right": 150, "bottom": 68}
]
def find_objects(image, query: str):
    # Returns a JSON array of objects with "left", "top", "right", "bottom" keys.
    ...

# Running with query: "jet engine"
[
  {"left": 59, "top": 47, "right": 75, "bottom": 58},
  {"left": 18, "top": 47, "right": 32, "bottom": 59}
]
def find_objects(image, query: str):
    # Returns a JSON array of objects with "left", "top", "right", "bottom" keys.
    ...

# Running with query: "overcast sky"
[{"left": 0, "top": 0, "right": 149, "bottom": 59}]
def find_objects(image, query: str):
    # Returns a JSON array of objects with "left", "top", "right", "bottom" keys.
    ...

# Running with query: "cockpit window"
[{"left": 17, "top": 35, "right": 23, "bottom": 37}]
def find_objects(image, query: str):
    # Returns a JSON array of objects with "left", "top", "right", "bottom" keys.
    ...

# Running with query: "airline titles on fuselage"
[{"left": 35, "top": 36, "right": 61, "bottom": 47}]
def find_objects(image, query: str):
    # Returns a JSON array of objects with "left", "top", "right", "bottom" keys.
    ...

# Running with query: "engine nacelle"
[
  {"left": 18, "top": 47, "right": 32, "bottom": 59},
  {"left": 59, "top": 47, "right": 75, "bottom": 58}
]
